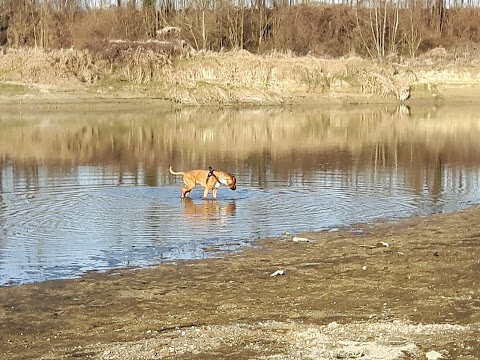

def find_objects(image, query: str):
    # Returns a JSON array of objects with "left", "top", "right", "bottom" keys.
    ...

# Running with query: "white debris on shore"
[{"left": 87, "top": 321, "right": 470, "bottom": 360}]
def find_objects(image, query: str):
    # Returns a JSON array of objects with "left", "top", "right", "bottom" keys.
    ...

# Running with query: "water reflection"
[
  {"left": 1, "top": 103, "right": 480, "bottom": 285},
  {"left": 182, "top": 198, "right": 237, "bottom": 222}
]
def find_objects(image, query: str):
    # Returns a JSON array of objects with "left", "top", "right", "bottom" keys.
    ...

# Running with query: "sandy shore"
[{"left": 1, "top": 206, "right": 479, "bottom": 359}]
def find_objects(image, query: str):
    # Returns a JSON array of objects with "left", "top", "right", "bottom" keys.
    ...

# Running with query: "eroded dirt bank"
[
  {"left": 1, "top": 48, "right": 480, "bottom": 105},
  {"left": 0, "top": 207, "right": 479, "bottom": 359}
]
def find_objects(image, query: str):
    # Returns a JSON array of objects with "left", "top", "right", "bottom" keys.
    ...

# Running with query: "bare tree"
[
  {"left": 403, "top": 2, "right": 422, "bottom": 56},
  {"left": 222, "top": 0, "right": 245, "bottom": 49},
  {"left": 356, "top": 0, "right": 400, "bottom": 60},
  {"left": 142, "top": 0, "right": 157, "bottom": 37},
  {"left": 433, "top": 0, "right": 445, "bottom": 33}
]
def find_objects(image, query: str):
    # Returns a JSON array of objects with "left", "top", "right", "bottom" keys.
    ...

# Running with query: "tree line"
[{"left": 0, "top": 0, "right": 479, "bottom": 59}]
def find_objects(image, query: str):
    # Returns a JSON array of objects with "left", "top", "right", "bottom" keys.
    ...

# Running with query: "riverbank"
[
  {"left": 0, "top": 206, "right": 479, "bottom": 359},
  {"left": 1, "top": 47, "right": 480, "bottom": 105}
]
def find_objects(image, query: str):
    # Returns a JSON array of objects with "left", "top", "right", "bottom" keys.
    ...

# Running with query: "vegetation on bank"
[
  {"left": 1, "top": 1, "right": 480, "bottom": 104},
  {"left": 0, "top": 81, "right": 28, "bottom": 95},
  {"left": 1, "top": 1, "right": 480, "bottom": 58}
]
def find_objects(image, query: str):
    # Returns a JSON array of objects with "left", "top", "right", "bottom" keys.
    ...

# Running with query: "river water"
[{"left": 1, "top": 103, "right": 480, "bottom": 286}]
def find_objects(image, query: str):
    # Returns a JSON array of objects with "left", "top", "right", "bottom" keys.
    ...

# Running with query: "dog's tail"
[{"left": 169, "top": 165, "right": 185, "bottom": 176}]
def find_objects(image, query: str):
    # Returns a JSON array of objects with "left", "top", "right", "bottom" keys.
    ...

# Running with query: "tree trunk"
[{"left": 435, "top": 0, "right": 444, "bottom": 33}]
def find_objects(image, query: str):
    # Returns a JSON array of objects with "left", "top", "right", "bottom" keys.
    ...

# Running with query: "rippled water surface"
[{"left": 1, "top": 103, "right": 480, "bottom": 285}]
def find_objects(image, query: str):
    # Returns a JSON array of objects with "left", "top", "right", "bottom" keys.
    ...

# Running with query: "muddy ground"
[{"left": 0, "top": 206, "right": 479, "bottom": 359}]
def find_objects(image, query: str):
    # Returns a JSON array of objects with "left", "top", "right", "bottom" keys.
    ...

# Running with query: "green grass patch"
[{"left": 0, "top": 82, "right": 30, "bottom": 96}]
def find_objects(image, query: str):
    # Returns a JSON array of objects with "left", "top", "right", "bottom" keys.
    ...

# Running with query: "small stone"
[
  {"left": 425, "top": 350, "right": 443, "bottom": 360},
  {"left": 270, "top": 269, "right": 285, "bottom": 277},
  {"left": 292, "top": 236, "right": 311, "bottom": 243}
]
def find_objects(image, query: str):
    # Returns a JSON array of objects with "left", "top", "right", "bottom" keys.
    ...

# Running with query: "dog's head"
[
  {"left": 215, "top": 170, "right": 237, "bottom": 190},
  {"left": 227, "top": 173, "right": 237, "bottom": 190}
]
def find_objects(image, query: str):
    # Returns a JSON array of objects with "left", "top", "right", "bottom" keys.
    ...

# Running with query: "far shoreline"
[
  {"left": 2, "top": 48, "right": 480, "bottom": 107},
  {"left": 1, "top": 87, "right": 480, "bottom": 108}
]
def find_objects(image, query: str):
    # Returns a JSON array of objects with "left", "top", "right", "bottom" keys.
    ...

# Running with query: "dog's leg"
[
  {"left": 181, "top": 183, "right": 194, "bottom": 198},
  {"left": 212, "top": 188, "right": 218, "bottom": 199},
  {"left": 203, "top": 187, "right": 210, "bottom": 199},
  {"left": 181, "top": 176, "right": 196, "bottom": 198},
  {"left": 181, "top": 187, "right": 191, "bottom": 198}
]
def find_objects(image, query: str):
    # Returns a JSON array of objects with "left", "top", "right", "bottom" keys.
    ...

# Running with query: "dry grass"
[
  {"left": 77, "top": 44, "right": 468, "bottom": 105},
  {"left": 352, "top": 67, "right": 414, "bottom": 101},
  {"left": 158, "top": 52, "right": 419, "bottom": 104},
  {"left": 1, "top": 45, "right": 480, "bottom": 105},
  {"left": 0, "top": 36, "right": 191, "bottom": 85}
]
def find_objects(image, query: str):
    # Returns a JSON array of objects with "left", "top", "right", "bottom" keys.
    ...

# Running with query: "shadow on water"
[{"left": 1, "top": 103, "right": 480, "bottom": 285}]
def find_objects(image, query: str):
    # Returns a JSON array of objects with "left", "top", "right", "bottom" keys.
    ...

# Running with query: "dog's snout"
[{"left": 232, "top": 185, "right": 236, "bottom": 190}]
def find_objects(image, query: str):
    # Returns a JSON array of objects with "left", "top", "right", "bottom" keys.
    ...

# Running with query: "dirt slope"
[{"left": 1, "top": 47, "right": 480, "bottom": 105}]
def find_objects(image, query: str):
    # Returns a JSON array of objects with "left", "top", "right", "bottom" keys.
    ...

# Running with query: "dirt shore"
[{"left": 1, "top": 206, "right": 479, "bottom": 359}]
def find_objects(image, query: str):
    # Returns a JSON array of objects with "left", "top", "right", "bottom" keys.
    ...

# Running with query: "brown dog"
[{"left": 169, "top": 165, "right": 237, "bottom": 199}]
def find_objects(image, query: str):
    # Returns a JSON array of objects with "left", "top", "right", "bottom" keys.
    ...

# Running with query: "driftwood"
[{"left": 107, "top": 27, "right": 194, "bottom": 59}]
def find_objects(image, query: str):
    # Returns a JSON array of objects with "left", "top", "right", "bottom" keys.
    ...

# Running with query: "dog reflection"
[{"left": 182, "top": 197, "right": 236, "bottom": 221}]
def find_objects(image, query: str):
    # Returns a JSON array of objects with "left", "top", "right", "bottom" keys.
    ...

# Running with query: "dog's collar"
[{"left": 206, "top": 166, "right": 220, "bottom": 184}]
